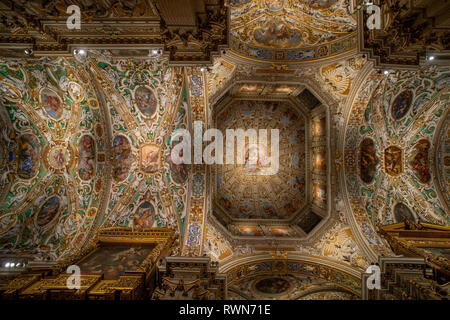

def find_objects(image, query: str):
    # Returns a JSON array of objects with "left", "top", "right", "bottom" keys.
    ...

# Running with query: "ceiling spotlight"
[
  {"left": 384, "top": 70, "right": 389, "bottom": 75},
  {"left": 152, "top": 49, "right": 158, "bottom": 55},
  {"left": 24, "top": 49, "right": 33, "bottom": 55},
  {"left": 4, "top": 262, "right": 10, "bottom": 268},
  {"left": 200, "top": 67, "right": 206, "bottom": 72},
  {"left": 16, "top": 263, "right": 21, "bottom": 267},
  {"left": 428, "top": 56, "right": 435, "bottom": 61},
  {"left": 74, "top": 49, "right": 87, "bottom": 57}
]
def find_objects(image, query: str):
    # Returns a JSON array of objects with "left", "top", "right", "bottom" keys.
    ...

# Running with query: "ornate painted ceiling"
[{"left": 0, "top": 0, "right": 449, "bottom": 301}]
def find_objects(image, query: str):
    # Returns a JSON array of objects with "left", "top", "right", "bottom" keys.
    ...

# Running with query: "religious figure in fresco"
[
  {"left": 385, "top": 146, "right": 403, "bottom": 176},
  {"left": 253, "top": 21, "right": 302, "bottom": 48},
  {"left": 112, "top": 135, "right": 132, "bottom": 182},
  {"left": 410, "top": 139, "right": 431, "bottom": 184},
  {"left": 262, "top": 201, "right": 277, "bottom": 218},
  {"left": 140, "top": 144, "right": 160, "bottom": 173},
  {"left": 134, "top": 201, "right": 155, "bottom": 229},
  {"left": 49, "top": 147, "right": 66, "bottom": 169},
  {"left": 243, "top": 143, "right": 268, "bottom": 175},
  {"left": 17, "top": 134, "right": 40, "bottom": 179},
  {"left": 41, "top": 88, "right": 63, "bottom": 120},
  {"left": 37, "top": 196, "right": 60, "bottom": 227},
  {"left": 135, "top": 86, "right": 158, "bottom": 117},
  {"left": 78, "top": 135, "right": 95, "bottom": 181},
  {"left": 255, "top": 278, "right": 290, "bottom": 294},
  {"left": 391, "top": 90, "right": 413, "bottom": 120},
  {"left": 393, "top": 202, "right": 415, "bottom": 223},
  {"left": 359, "top": 138, "right": 378, "bottom": 183},
  {"left": 238, "top": 201, "right": 254, "bottom": 218},
  {"left": 168, "top": 142, "right": 188, "bottom": 184}
]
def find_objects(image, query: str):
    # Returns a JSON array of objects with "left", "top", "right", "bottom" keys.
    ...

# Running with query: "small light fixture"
[
  {"left": 384, "top": 70, "right": 389, "bottom": 75},
  {"left": 24, "top": 49, "right": 33, "bottom": 55},
  {"left": 428, "top": 56, "right": 435, "bottom": 61},
  {"left": 4, "top": 262, "right": 10, "bottom": 268},
  {"left": 200, "top": 67, "right": 206, "bottom": 72},
  {"left": 74, "top": 49, "right": 87, "bottom": 57},
  {"left": 152, "top": 49, "right": 158, "bottom": 55}
]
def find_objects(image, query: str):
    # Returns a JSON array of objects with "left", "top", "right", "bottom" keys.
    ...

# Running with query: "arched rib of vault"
[
  {"left": 336, "top": 61, "right": 381, "bottom": 262},
  {"left": 220, "top": 253, "right": 362, "bottom": 298}
]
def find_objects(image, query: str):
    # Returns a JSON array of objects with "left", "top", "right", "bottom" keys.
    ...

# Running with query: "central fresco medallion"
[
  {"left": 214, "top": 100, "right": 306, "bottom": 220},
  {"left": 140, "top": 144, "right": 161, "bottom": 174},
  {"left": 385, "top": 146, "right": 403, "bottom": 176},
  {"left": 48, "top": 146, "right": 70, "bottom": 170}
]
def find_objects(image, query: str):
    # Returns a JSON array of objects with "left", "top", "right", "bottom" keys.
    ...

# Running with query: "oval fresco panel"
[
  {"left": 134, "top": 201, "right": 155, "bottom": 229},
  {"left": 410, "top": 139, "right": 431, "bottom": 184},
  {"left": 135, "top": 86, "right": 158, "bottom": 117},
  {"left": 255, "top": 278, "right": 290, "bottom": 295},
  {"left": 359, "top": 138, "right": 378, "bottom": 183},
  {"left": 41, "top": 88, "right": 63, "bottom": 120},
  {"left": 112, "top": 135, "right": 132, "bottom": 182},
  {"left": 37, "top": 195, "right": 60, "bottom": 227},
  {"left": 393, "top": 202, "right": 415, "bottom": 223},
  {"left": 391, "top": 90, "right": 413, "bottom": 120},
  {"left": 78, "top": 135, "right": 95, "bottom": 181},
  {"left": 18, "top": 134, "right": 40, "bottom": 179}
]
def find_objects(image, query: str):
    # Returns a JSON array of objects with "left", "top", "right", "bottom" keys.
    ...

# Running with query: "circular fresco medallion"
[
  {"left": 48, "top": 147, "right": 69, "bottom": 170},
  {"left": 254, "top": 277, "right": 290, "bottom": 295}
]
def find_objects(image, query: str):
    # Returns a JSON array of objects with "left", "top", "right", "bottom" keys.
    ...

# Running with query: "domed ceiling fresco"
[
  {"left": 227, "top": 0, "right": 357, "bottom": 62},
  {"left": 214, "top": 99, "right": 307, "bottom": 221}
]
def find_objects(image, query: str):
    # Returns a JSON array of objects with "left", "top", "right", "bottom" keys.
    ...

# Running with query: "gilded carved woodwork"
[{"left": 0, "top": 227, "right": 175, "bottom": 300}]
